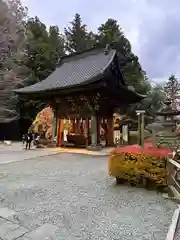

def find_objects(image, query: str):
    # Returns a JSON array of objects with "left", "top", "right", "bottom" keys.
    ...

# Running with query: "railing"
[
  {"left": 167, "top": 156, "right": 180, "bottom": 199},
  {"left": 166, "top": 157, "right": 180, "bottom": 240}
]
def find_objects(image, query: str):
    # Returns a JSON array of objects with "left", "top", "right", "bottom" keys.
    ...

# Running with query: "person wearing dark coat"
[
  {"left": 22, "top": 134, "right": 25, "bottom": 144},
  {"left": 25, "top": 131, "right": 33, "bottom": 150}
]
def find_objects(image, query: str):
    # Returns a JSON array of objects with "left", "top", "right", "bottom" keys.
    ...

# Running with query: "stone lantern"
[
  {"left": 147, "top": 99, "right": 180, "bottom": 148},
  {"left": 146, "top": 122, "right": 164, "bottom": 148}
]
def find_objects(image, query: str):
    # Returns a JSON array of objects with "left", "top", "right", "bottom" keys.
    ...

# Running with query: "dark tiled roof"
[{"left": 14, "top": 48, "right": 116, "bottom": 94}]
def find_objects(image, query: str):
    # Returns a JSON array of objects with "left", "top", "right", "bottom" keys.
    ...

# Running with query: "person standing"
[
  {"left": 25, "top": 131, "right": 33, "bottom": 150},
  {"left": 100, "top": 125, "right": 105, "bottom": 141},
  {"left": 22, "top": 134, "right": 25, "bottom": 145}
]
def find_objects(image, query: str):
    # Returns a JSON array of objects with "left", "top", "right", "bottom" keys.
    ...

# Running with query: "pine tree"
[
  {"left": 19, "top": 18, "right": 65, "bottom": 121},
  {"left": 49, "top": 26, "right": 65, "bottom": 62},
  {"left": 64, "top": 13, "right": 95, "bottom": 53},
  {"left": 24, "top": 17, "right": 64, "bottom": 83},
  {"left": 96, "top": 18, "right": 150, "bottom": 94}
]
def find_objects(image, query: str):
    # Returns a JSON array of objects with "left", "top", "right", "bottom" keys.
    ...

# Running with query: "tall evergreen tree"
[
  {"left": 96, "top": 19, "right": 150, "bottom": 94},
  {"left": 25, "top": 17, "right": 63, "bottom": 82},
  {"left": 49, "top": 26, "right": 65, "bottom": 58},
  {"left": 96, "top": 19, "right": 122, "bottom": 47},
  {"left": 19, "top": 18, "right": 65, "bottom": 121},
  {"left": 64, "top": 13, "right": 95, "bottom": 53}
]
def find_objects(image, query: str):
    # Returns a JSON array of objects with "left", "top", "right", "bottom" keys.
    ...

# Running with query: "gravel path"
[{"left": 0, "top": 153, "right": 176, "bottom": 240}]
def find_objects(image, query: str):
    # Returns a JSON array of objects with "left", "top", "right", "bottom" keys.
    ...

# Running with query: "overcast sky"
[{"left": 23, "top": 0, "right": 179, "bottom": 84}]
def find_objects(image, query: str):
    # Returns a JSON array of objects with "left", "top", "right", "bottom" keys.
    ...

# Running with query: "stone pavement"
[
  {"left": 53, "top": 146, "right": 114, "bottom": 156},
  {"left": 0, "top": 142, "right": 58, "bottom": 164},
  {"left": 0, "top": 153, "right": 176, "bottom": 240},
  {"left": 0, "top": 142, "right": 113, "bottom": 165},
  {"left": 0, "top": 207, "right": 58, "bottom": 239}
]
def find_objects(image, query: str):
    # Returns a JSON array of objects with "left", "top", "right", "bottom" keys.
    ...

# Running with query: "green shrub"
[{"left": 128, "top": 130, "right": 151, "bottom": 145}]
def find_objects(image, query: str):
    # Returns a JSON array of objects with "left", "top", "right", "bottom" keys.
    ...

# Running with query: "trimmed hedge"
[
  {"left": 129, "top": 131, "right": 138, "bottom": 145},
  {"left": 128, "top": 130, "right": 151, "bottom": 145},
  {"left": 108, "top": 147, "right": 169, "bottom": 191}
]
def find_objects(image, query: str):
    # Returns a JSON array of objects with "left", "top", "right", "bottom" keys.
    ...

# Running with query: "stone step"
[
  {"left": 19, "top": 223, "right": 58, "bottom": 240},
  {"left": 0, "top": 207, "right": 59, "bottom": 240},
  {"left": 0, "top": 208, "right": 41, "bottom": 230},
  {"left": 0, "top": 207, "right": 76, "bottom": 240}
]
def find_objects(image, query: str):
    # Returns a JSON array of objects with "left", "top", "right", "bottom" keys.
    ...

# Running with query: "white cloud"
[{"left": 23, "top": 0, "right": 180, "bottom": 82}]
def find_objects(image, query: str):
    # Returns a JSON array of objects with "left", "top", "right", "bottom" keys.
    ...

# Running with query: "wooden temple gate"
[
  {"left": 14, "top": 45, "right": 144, "bottom": 150},
  {"left": 50, "top": 89, "right": 116, "bottom": 150},
  {"left": 54, "top": 116, "right": 114, "bottom": 148}
]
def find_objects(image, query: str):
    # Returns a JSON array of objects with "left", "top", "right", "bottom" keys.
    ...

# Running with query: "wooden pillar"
[
  {"left": 80, "top": 120, "right": 84, "bottom": 135},
  {"left": 58, "top": 119, "right": 63, "bottom": 146},
  {"left": 75, "top": 119, "right": 80, "bottom": 134},
  {"left": 87, "top": 114, "right": 101, "bottom": 151},
  {"left": 97, "top": 116, "right": 100, "bottom": 144},
  {"left": 91, "top": 115, "right": 97, "bottom": 145},
  {"left": 86, "top": 117, "right": 90, "bottom": 145},
  {"left": 107, "top": 115, "right": 114, "bottom": 146},
  {"left": 52, "top": 109, "right": 57, "bottom": 142},
  {"left": 84, "top": 118, "right": 89, "bottom": 146},
  {"left": 72, "top": 118, "right": 75, "bottom": 133}
]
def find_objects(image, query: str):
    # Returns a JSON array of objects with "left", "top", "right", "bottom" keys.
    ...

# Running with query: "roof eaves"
[
  {"left": 100, "top": 50, "right": 116, "bottom": 75},
  {"left": 13, "top": 72, "right": 105, "bottom": 95},
  {"left": 13, "top": 50, "right": 117, "bottom": 96},
  {"left": 122, "top": 85, "right": 146, "bottom": 98}
]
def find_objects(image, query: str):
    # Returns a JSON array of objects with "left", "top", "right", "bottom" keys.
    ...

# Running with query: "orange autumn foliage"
[
  {"left": 31, "top": 107, "right": 53, "bottom": 140},
  {"left": 31, "top": 107, "right": 73, "bottom": 140}
]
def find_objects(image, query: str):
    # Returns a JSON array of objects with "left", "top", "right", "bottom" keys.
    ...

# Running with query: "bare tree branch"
[{"left": 0, "top": 0, "right": 28, "bottom": 123}]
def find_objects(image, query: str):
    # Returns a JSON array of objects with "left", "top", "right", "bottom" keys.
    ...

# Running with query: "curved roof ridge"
[{"left": 14, "top": 48, "right": 117, "bottom": 95}]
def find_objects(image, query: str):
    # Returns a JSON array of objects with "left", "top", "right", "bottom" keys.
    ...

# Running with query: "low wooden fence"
[{"left": 167, "top": 156, "right": 180, "bottom": 199}]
